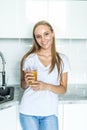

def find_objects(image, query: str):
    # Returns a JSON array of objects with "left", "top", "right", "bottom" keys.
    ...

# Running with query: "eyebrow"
[{"left": 35, "top": 31, "right": 49, "bottom": 36}]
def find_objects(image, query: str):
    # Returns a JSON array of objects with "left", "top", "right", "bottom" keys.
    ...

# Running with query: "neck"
[{"left": 38, "top": 48, "right": 51, "bottom": 56}]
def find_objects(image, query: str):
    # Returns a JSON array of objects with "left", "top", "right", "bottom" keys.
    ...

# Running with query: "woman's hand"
[
  {"left": 24, "top": 71, "right": 35, "bottom": 86},
  {"left": 24, "top": 71, "right": 50, "bottom": 91},
  {"left": 30, "top": 81, "right": 48, "bottom": 91}
]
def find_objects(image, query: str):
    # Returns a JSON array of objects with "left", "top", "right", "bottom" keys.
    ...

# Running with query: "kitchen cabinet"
[
  {"left": 0, "top": 0, "right": 18, "bottom": 38},
  {"left": 66, "top": 1, "right": 87, "bottom": 39},
  {"left": 0, "top": 105, "right": 17, "bottom": 130},
  {"left": 18, "top": 0, "right": 49, "bottom": 38},
  {"left": 58, "top": 104, "right": 64, "bottom": 130},
  {"left": 17, "top": 105, "right": 22, "bottom": 130},
  {"left": 48, "top": 1, "right": 87, "bottom": 38},
  {"left": 18, "top": 0, "right": 87, "bottom": 39},
  {"left": 0, "top": 0, "right": 87, "bottom": 38},
  {"left": 63, "top": 104, "right": 87, "bottom": 130}
]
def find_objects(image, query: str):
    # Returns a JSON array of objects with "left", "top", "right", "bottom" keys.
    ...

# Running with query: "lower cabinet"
[
  {"left": 17, "top": 105, "right": 22, "bottom": 130},
  {"left": 0, "top": 104, "right": 22, "bottom": 130},
  {"left": 63, "top": 104, "right": 87, "bottom": 130},
  {"left": 0, "top": 105, "right": 17, "bottom": 130},
  {"left": 58, "top": 104, "right": 64, "bottom": 130}
]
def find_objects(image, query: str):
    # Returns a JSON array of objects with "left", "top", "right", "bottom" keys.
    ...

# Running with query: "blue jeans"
[{"left": 19, "top": 113, "right": 59, "bottom": 130}]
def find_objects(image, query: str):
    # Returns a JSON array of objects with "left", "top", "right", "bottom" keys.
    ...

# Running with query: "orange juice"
[
  {"left": 33, "top": 70, "right": 37, "bottom": 81},
  {"left": 29, "top": 70, "right": 37, "bottom": 85}
]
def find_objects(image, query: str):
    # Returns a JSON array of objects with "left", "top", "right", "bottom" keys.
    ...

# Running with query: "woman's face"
[{"left": 34, "top": 25, "right": 54, "bottom": 50}]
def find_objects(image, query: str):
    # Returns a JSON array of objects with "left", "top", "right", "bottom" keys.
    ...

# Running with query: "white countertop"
[
  {"left": 59, "top": 84, "right": 87, "bottom": 104},
  {"left": 0, "top": 84, "right": 87, "bottom": 110}
]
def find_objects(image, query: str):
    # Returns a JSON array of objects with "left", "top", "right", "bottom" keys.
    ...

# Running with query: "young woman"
[{"left": 19, "top": 20, "right": 70, "bottom": 130}]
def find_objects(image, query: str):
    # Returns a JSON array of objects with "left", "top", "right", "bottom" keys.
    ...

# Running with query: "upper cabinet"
[
  {"left": 0, "top": 0, "right": 18, "bottom": 38},
  {"left": 19, "top": 0, "right": 87, "bottom": 39},
  {"left": 66, "top": 1, "right": 87, "bottom": 39},
  {"left": 0, "top": 0, "right": 87, "bottom": 39},
  {"left": 18, "top": 0, "right": 49, "bottom": 38},
  {"left": 48, "top": 1, "right": 87, "bottom": 39}
]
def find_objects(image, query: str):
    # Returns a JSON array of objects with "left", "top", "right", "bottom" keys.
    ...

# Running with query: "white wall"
[{"left": 0, "top": 39, "right": 87, "bottom": 86}]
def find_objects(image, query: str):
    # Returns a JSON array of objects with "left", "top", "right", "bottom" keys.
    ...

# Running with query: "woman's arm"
[
  {"left": 21, "top": 71, "right": 28, "bottom": 90},
  {"left": 30, "top": 72, "right": 68, "bottom": 94},
  {"left": 46, "top": 72, "right": 68, "bottom": 94}
]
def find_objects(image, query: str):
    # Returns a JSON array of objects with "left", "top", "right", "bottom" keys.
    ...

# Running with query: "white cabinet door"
[
  {"left": 16, "top": 105, "right": 22, "bottom": 130},
  {"left": 64, "top": 104, "right": 87, "bottom": 130},
  {"left": 0, "top": 0, "right": 18, "bottom": 38},
  {"left": 18, "top": 0, "right": 48, "bottom": 38},
  {"left": 0, "top": 105, "right": 17, "bottom": 130},
  {"left": 48, "top": 1, "right": 68, "bottom": 39},
  {"left": 58, "top": 104, "right": 64, "bottom": 130},
  {"left": 48, "top": 1, "right": 87, "bottom": 39},
  {"left": 66, "top": 1, "right": 87, "bottom": 39}
]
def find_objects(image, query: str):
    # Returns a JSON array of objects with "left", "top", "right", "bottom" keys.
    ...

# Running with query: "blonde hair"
[{"left": 21, "top": 20, "right": 63, "bottom": 83}]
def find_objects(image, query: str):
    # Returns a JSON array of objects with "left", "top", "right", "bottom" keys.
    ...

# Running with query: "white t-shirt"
[{"left": 19, "top": 53, "right": 70, "bottom": 116}]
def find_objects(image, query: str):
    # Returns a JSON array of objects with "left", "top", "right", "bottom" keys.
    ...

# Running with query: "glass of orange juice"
[
  {"left": 29, "top": 70, "right": 37, "bottom": 85},
  {"left": 32, "top": 70, "right": 37, "bottom": 81}
]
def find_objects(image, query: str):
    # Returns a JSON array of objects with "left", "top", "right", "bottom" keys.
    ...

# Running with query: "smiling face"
[{"left": 34, "top": 25, "right": 54, "bottom": 50}]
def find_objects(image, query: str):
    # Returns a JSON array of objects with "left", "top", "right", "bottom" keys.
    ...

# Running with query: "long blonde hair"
[{"left": 21, "top": 20, "right": 63, "bottom": 83}]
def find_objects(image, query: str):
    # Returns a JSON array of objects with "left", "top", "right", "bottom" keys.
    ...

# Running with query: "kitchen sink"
[
  {"left": 0, "top": 86, "right": 14, "bottom": 104},
  {"left": 0, "top": 96, "right": 5, "bottom": 101}
]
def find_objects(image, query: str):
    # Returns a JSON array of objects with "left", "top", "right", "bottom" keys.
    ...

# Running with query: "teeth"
[{"left": 43, "top": 42, "right": 48, "bottom": 45}]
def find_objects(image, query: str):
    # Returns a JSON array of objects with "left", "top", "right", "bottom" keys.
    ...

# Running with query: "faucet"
[{"left": 0, "top": 51, "right": 6, "bottom": 87}]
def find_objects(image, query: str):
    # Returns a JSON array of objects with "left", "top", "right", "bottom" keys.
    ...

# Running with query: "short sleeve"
[
  {"left": 60, "top": 53, "right": 71, "bottom": 73},
  {"left": 22, "top": 57, "right": 32, "bottom": 71},
  {"left": 22, "top": 53, "right": 37, "bottom": 71}
]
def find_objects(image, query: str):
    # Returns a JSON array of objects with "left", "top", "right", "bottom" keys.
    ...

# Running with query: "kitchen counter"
[
  {"left": 0, "top": 84, "right": 87, "bottom": 110},
  {"left": 59, "top": 84, "right": 87, "bottom": 104}
]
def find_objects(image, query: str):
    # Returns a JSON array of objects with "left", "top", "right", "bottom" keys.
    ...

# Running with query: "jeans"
[{"left": 19, "top": 113, "right": 59, "bottom": 130}]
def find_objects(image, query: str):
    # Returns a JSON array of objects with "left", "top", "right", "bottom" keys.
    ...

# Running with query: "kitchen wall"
[{"left": 0, "top": 38, "right": 87, "bottom": 86}]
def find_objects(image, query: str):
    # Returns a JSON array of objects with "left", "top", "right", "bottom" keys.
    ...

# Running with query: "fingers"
[
  {"left": 30, "top": 81, "right": 40, "bottom": 91},
  {"left": 30, "top": 81, "right": 46, "bottom": 91},
  {"left": 24, "top": 71, "right": 35, "bottom": 85}
]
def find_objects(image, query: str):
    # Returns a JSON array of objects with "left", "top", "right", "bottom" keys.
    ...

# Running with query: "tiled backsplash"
[{"left": 0, "top": 39, "right": 87, "bottom": 85}]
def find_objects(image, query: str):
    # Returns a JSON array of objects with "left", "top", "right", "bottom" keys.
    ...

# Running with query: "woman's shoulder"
[
  {"left": 59, "top": 52, "right": 68, "bottom": 58},
  {"left": 58, "top": 52, "right": 69, "bottom": 63},
  {"left": 26, "top": 53, "right": 36, "bottom": 60},
  {"left": 58, "top": 52, "right": 70, "bottom": 72}
]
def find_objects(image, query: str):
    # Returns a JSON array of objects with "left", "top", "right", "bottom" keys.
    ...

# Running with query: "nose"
[{"left": 41, "top": 36, "right": 45, "bottom": 42}]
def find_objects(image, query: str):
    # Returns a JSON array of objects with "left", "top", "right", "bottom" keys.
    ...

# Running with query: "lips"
[{"left": 42, "top": 41, "right": 49, "bottom": 46}]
